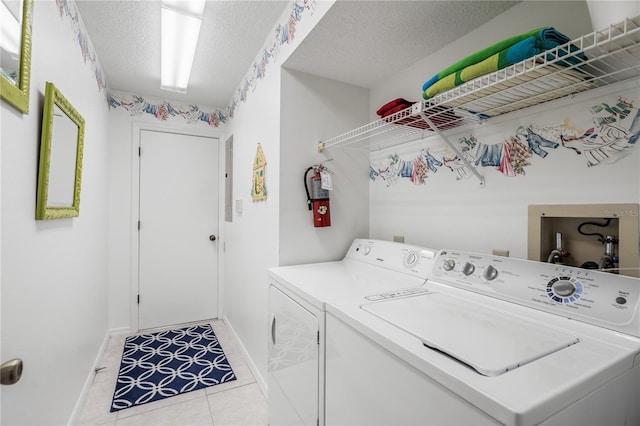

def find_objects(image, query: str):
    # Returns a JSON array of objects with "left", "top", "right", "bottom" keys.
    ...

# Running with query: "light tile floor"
[{"left": 77, "top": 319, "right": 268, "bottom": 426}]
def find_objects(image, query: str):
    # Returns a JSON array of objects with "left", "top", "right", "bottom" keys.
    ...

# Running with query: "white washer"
[
  {"left": 325, "top": 249, "right": 640, "bottom": 425},
  {"left": 267, "top": 239, "right": 438, "bottom": 426}
]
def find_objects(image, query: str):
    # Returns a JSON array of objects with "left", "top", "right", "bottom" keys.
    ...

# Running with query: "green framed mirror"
[
  {"left": 0, "top": 0, "right": 34, "bottom": 114},
  {"left": 36, "top": 82, "right": 85, "bottom": 220}
]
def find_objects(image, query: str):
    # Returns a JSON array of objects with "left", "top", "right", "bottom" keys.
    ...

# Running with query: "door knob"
[
  {"left": 209, "top": 235, "right": 216, "bottom": 241},
  {"left": 1, "top": 358, "right": 23, "bottom": 385}
]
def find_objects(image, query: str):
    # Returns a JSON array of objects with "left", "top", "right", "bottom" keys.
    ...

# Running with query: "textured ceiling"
[
  {"left": 76, "top": 1, "right": 520, "bottom": 108},
  {"left": 75, "top": 0, "right": 290, "bottom": 107},
  {"left": 284, "top": 1, "right": 520, "bottom": 88}
]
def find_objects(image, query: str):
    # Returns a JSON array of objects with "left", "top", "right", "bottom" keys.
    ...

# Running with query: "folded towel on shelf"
[
  {"left": 383, "top": 104, "right": 462, "bottom": 132},
  {"left": 376, "top": 98, "right": 414, "bottom": 117},
  {"left": 424, "top": 37, "right": 551, "bottom": 98},
  {"left": 422, "top": 27, "right": 579, "bottom": 99},
  {"left": 376, "top": 99, "right": 476, "bottom": 133},
  {"left": 380, "top": 103, "right": 412, "bottom": 118}
]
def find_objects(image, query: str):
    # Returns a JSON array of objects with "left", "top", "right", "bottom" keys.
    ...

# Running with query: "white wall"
[
  {"left": 370, "top": 83, "right": 640, "bottom": 256},
  {"left": 279, "top": 69, "right": 370, "bottom": 266},
  {"left": 368, "top": 1, "right": 640, "bottom": 258},
  {"left": 0, "top": 1, "right": 109, "bottom": 424},
  {"left": 106, "top": 105, "right": 134, "bottom": 332},
  {"left": 221, "top": 60, "right": 281, "bottom": 392},
  {"left": 221, "top": 0, "right": 335, "bottom": 390}
]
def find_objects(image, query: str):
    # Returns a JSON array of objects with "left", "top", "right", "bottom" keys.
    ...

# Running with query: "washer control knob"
[
  {"left": 462, "top": 262, "right": 475, "bottom": 276},
  {"left": 546, "top": 277, "right": 584, "bottom": 304},
  {"left": 484, "top": 265, "right": 499, "bottom": 281},
  {"left": 363, "top": 246, "right": 372, "bottom": 255},
  {"left": 442, "top": 259, "right": 455, "bottom": 271},
  {"left": 552, "top": 280, "right": 576, "bottom": 297}
]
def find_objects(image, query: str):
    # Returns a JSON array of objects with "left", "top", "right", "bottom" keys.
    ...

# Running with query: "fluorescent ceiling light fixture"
[
  {"left": 161, "top": 0, "right": 205, "bottom": 93},
  {"left": 163, "top": 0, "right": 206, "bottom": 17}
]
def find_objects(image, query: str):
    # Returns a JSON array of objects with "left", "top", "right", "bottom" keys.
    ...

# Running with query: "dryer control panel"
[
  {"left": 346, "top": 239, "right": 437, "bottom": 279},
  {"left": 432, "top": 250, "right": 640, "bottom": 337}
]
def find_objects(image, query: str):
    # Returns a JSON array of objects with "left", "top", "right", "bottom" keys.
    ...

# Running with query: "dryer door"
[{"left": 268, "top": 285, "right": 319, "bottom": 425}]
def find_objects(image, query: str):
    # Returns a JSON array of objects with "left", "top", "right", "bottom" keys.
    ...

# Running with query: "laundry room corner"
[{"left": 279, "top": 68, "right": 370, "bottom": 266}]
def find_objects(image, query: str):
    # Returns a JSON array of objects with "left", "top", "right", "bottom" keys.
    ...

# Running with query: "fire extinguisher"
[{"left": 304, "top": 166, "right": 331, "bottom": 227}]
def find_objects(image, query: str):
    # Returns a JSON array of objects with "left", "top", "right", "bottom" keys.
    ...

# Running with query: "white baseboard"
[
  {"left": 68, "top": 329, "right": 111, "bottom": 425},
  {"left": 222, "top": 314, "right": 268, "bottom": 397},
  {"left": 109, "top": 326, "right": 132, "bottom": 336}
]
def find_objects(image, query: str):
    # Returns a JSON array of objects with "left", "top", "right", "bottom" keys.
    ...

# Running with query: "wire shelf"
[
  {"left": 319, "top": 14, "right": 640, "bottom": 153},
  {"left": 318, "top": 102, "right": 483, "bottom": 152}
]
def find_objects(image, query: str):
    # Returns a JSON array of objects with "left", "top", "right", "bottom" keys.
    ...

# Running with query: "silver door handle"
[
  {"left": 270, "top": 314, "right": 276, "bottom": 346},
  {"left": 1, "top": 359, "right": 23, "bottom": 385}
]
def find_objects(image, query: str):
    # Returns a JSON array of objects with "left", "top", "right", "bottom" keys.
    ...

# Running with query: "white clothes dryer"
[{"left": 267, "top": 239, "right": 438, "bottom": 426}]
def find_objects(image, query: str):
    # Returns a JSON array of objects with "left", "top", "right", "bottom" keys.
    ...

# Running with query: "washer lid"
[{"left": 362, "top": 292, "right": 580, "bottom": 376}]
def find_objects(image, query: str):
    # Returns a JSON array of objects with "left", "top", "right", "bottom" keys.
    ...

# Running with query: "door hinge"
[
  {"left": 317, "top": 418, "right": 319, "bottom": 426},
  {"left": 138, "top": 146, "right": 141, "bottom": 156},
  {"left": 317, "top": 331, "right": 320, "bottom": 345},
  {"left": 137, "top": 294, "right": 140, "bottom": 304},
  {"left": 138, "top": 220, "right": 141, "bottom": 230}
]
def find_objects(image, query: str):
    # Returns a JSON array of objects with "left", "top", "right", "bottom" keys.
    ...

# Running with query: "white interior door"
[{"left": 138, "top": 130, "right": 219, "bottom": 330}]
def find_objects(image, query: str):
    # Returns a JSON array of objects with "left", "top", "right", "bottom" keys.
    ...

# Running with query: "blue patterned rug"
[{"left": 110, "top": 324, "right": 236, "bottom": 412}]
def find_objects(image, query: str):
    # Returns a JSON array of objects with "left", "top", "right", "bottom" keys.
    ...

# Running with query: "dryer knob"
[{"left": 404, "top": 251, "right": 419, "bottom": 267}]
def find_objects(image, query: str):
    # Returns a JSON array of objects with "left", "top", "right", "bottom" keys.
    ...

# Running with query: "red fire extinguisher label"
[{"left": 313, "top": 199, "right": 331, "bottom": 227}]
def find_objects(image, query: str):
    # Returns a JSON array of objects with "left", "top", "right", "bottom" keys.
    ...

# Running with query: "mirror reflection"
[
  {"left": 0, "top": 0, "right": 32, "bottom": 114},
  {"left": 36, "top": 82, "right": 85, "bottom": 220},
  {"left": 0, "top": 0, "right": 22, "bottom": 85},
  {"left": 47, "top": 105, "right": 79, "bottom": 207}
]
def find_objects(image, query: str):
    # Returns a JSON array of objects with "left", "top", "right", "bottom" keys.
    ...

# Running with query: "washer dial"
[
  {"left": 462, "top": 262, "right": 475, "bottom": 276},
  {"left": 442, "top": 259, "right": 455, "bottom": 271},
  {"left": 483, "top": 265, "right": 498, "bottom": 281},
  {"left": 546, "top": 276, "right": 583, "bottom": 304}
]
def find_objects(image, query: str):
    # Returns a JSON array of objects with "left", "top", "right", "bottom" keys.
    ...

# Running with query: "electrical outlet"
[
  {"left": 492, "top": 249, "right": 509, "bottom": 257},
  {"left": 393, "top": 235, "right": 405, "bottom": 243}
]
